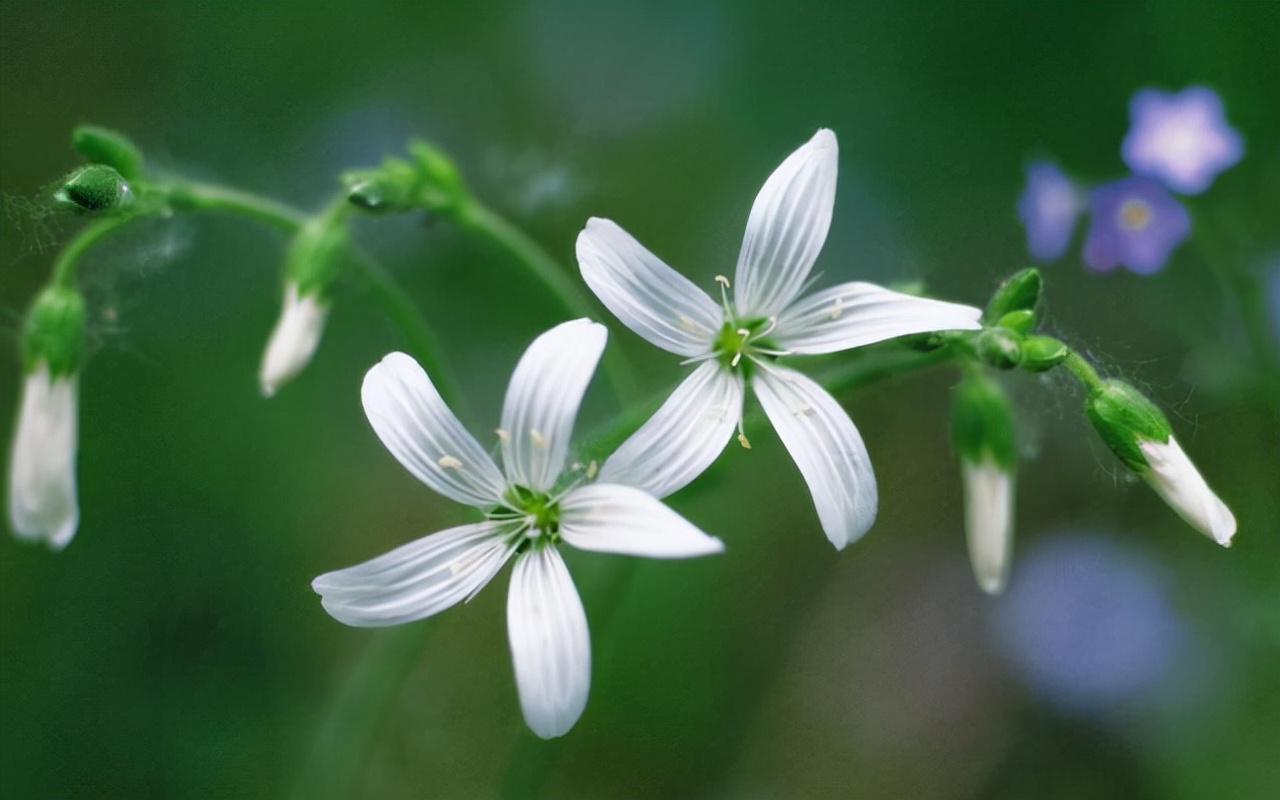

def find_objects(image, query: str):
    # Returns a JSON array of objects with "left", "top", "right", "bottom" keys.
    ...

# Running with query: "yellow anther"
[
  {"left": 586, "top": 460, "right": 599, "bottom": 479},
  {"left": 495, "top": 428, "right": 511, "bottom": 443},
  {"left": 715, "top": 275, "right": 731, "bottom": 288},
  {"left": 530, "top": 429, "right": 548, "bottom": 449},
  {"left": 437, "top": 455, "right": 463, "bottom": 469},
  {"left": 677, "top": 314, "right": 700, "bottom": 334},
  {"left": 737, "top": 431, "right": 752, "bottom": 449},
  {"left": 730, "top": 352, "right": 743, "bottom": 367},
  {"left": 830, "top": 297, "right": 844, "bottom": 320}
]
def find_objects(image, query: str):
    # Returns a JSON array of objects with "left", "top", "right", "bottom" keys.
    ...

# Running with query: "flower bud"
[
  {"left": 71, "top": 125, "right": 144, "bottom": 180},
  {"left": 342, "top": 157, "right": 418, "bottom": 213},
  {"left": 996, "top": 309, "right": 1035, "bottom": 335},
  {"left": 258, "top": 219, "right": 347, "bottom": 396},
  {"left": 976, "top": 327, "right": 1022, "bottom": 369},
  {"left": 53, "top": 164, "right": 133, "bottom": 214},
  {"left": 985, "top": 267, "right": 1041, "bottom": 324},
  {"left": 1020, "top": 335, "right": 1069, "bottom": 372},
  {"left": 1085, "top": 380, "right": 1235, "bottom": 545},
  {"left": 9, "top": 285, "right": 87, "bottom": 549},
  {"left": 951, "top": 375, "right": 1017, "bottom": 595},
  {"left": 407, "top": 139, "right": 465, "bottom": 213}
]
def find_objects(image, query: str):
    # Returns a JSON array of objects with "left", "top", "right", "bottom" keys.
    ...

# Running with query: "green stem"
[
  {"left": 1062, "top": 350, "right": 1104, "bottom": 391},
  {"left": 454, "top": 198, "right": 636, "bottom": 403},
  {"left": 288, "top": 624, "right": 437, "bottom": 800},
  {"left": 163, "top": 179, "right": 308, "bottom": 232},
  {"left": 51, "top": 216, "right": 135, "bottom": 286},
  {"left": 349, "top": 246, "right": 464, "bottom": 409}
]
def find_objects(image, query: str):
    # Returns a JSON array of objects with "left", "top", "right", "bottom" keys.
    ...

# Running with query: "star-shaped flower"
[
  {"left": 1016, "top": 160, "right": 1084, "bottom": 262},
  {"left": 577, "top": 129, "right": 983, "bottom": 549},
  {"left": 312, "top": 320, "right": 724, "bottom": 739},
  {"left": 1122, "top": 86, "right": 1244, "bottom": 195},
  {"left": 1082, "top": 175, "right": 1191, "bottom": 275}
]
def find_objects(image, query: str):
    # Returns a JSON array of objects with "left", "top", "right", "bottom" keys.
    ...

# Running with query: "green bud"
[
  {"left": 342, "top": 157, "right": 419, "bottom": 213},
  {"left": 21, "top": 285, "right": 87, "bottom": 377},
  {"left": 985, "top": 268, "right": 1041, "bottom": 324},
  {"left": 996, "top": 309, "right": 1035, "bottom": 335},
  {"left": 285, "top": 217, "right": 350, "bottom": 297},
  {"left": 951, "top": 373, "right": 1016, "bottom": 470},
  {"left": 407, "top": 139, "right": 466, "bottom": 214},
  {"left": 71, "top": 125, "right": 144, "bottom": 180},
  {"left": 1085, "top": 380, "right": 1174, "bottom": 472},
  {"left": 53, "top": 164, "right": 133, "bottom": 214},
  {"left": 1020, "top": 335, "right": 1068, "bottom": 372},
  {"left": 898, "top": 332, "right": 947, "bottom": 352},
  {"left": 977, "top": 327, "right": 1022, "bottom": 369}
]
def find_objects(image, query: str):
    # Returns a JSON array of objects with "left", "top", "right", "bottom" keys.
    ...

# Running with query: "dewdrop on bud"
[
  {"left": 1085, "top": 380, "right": 1236, "bottom": 545},
  {"left": 53, "top": 164, "right": 133, "bottom": 214}
]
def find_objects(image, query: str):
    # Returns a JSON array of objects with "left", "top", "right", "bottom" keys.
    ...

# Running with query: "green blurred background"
[{"left": 2, "top": 2, "right": 1277, "bottom": 798}]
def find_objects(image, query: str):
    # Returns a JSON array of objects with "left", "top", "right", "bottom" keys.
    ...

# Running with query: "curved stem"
[
  {"left": 454, "top": 199, "right": 636, "bottom": 403},
  {"left": 51, "top": 216, "right": 135, "bottom": 286},
  {"left": 163, "top": 179, "right": 308, "bottom": 232},
  {"left": 348, "top": 246, "right": 464, "bottom": 408},
  {"left": 288, "top": 624, "right": 437, "bottom": 800},
  {"left": 1062, "top": 350, "right": 1104, "bottom": 391}
]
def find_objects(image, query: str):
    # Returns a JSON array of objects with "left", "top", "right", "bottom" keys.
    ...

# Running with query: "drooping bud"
[
  {"left": 343, "top": 140, "right": 469, "bottom": 218},
  {"left": 1085, "top": 380, "right": 1235, "bottom": 545},
  {"left": 985, "top": 267, "right": 1041, "bottom": 324},
  {"left": 951, "top": 374, "right": 1017, "bottom": 595},
  {"left": 1020, "top": 335, "right": 1069, "bottom": 372},
  {"left": 53, "top": 164, "right": 133, "bottom": 215},
  {"left": 71, "top": 125, "right": 145, "bottom": 180},
  {"left": 259, "top": 218, "right": 347, "bottom": 396},
  {"left": 406, "top": 139, "right": 465, "bottom": 213},
  {"left": 9, "top": 285, "right": 87, "bottom": 549}
]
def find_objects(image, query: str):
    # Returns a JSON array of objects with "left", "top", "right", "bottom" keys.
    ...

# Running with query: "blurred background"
[{"left": 1, "top": 2, "right": 1277, "bottom": 798}]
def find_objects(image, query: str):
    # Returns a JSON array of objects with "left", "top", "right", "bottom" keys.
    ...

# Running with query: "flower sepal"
[
  {"left": 71, "top": 124, "right": 145, "bottom": 181},
  {"left": 22, "top": 285, "right": 87, "bottom": 378},
  {"left": 1084, "top": 380, "right": 1173, "bottom": 473}
]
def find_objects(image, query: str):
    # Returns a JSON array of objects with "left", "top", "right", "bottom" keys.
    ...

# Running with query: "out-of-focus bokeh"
[{"left": 2, "top": 2, "right": 1276, "bottom": 798}]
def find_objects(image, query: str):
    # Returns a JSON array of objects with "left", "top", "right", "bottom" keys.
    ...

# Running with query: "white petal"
[
  {"left": 313, "top": 521, "right": 515, "bottom": 627},
  {"left": 961, "top": 457, "right": 1015, "bottom": 595},
  {"left": 576, "top": 218, "right": 721, "bottom": 357},
  {"left": 752, "top": 365, "right": 877, "bottom": 549},
  {"left": 773, "top": 282, "right": 983, "bottom": 355},
  {"left": 362, "top": 352, "right": 506, "bottom": 508},
  {"left": 260, "top": 282, "right": 329, "bottom": 397},
  {"left": 559, "top": 483, "right": 725, "bottom": 558},
  {"left": 733, "top": 129, "right": 838, "bottom": 318},
  {"left": 501, "top": 319, "right": 607, "bottom": 492},
  {"left": 507, "top": 547, "right": 591, "bottom": 738},
  {"left": 597, "top": 362, "right": 744, "bottom": 498},
  {"left": 1139, "top": 436, "right": 1237, "bottom": 546},
  {"left": 7, "top": 364, "right": 78, "bottom": 550}
]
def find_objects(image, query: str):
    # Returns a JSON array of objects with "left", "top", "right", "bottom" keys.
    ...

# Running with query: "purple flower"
[
  {"left": 1122, "top": 86, "right": 1244, "bottom": 195},
  {"left": 1017, "top": 160, "right": 1083, "bottom": 261},
  {"left": 1083, "top": 176, "right": 1191, "bottom": 275}
]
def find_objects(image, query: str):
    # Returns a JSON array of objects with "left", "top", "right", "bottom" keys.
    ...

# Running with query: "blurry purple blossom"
[
  {"left": 1122, "top": 87, "right": 1244, "bottom": 195},
  {"left": 1017, "top": 160, "right": 1083, "bottom": 261},
  {"left": 992, "top": 532, "right": 1185, "bottom": 717},
  {"left": 1083, "top": 176, "right": 1190, "bottom": 274}
]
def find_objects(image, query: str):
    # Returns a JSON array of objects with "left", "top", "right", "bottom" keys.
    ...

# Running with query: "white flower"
[
  {"left": 311, "top": 320, "right": 723, "bottom": 739},
  {"left": 960, "top": 456, "right": 1014, "bottom": 595},
  {"left": 259, "top": 282, "right": 329, "bottom": 397},
  {"left": 8, "top": 362, "right": 79, "bottom": 549},
  {"left": 577, "top": 129, "right": 983, "bottom": 548},
  {"left": 1138, "top": 436, "right": 1236, "bottom": 546}
]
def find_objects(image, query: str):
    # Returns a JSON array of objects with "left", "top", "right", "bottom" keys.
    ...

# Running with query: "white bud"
[
  {"left": 8, "top": 362, "right": 79, "bottom": 550},
  {"left": 961, "top": 455, "right": 1014, "bottom": 595},
  {"left": 259, "top": 282, "right": 329, "bottom": 397},
  {"left": 1138, "top": 436, "right": 1236, "bottom": 546}
]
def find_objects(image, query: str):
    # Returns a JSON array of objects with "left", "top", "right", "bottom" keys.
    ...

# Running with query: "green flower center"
[
  {"left": 489, "top": 485, "right": 561, "bottom": 551},
  {"left": 712, "top": 316, "right": 779, "bottom": 376}
]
